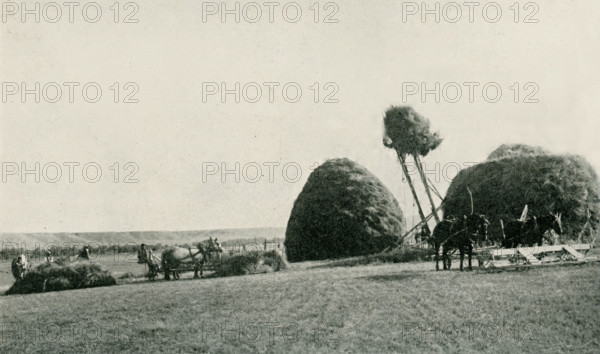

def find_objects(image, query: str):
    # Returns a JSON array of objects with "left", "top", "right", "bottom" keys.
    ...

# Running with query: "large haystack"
[
  {"left": 443, "top": 148, "right": 599, "bottom": 243},
  {"left": 284, "top": 158, "right": 405, "bottom": 262}
]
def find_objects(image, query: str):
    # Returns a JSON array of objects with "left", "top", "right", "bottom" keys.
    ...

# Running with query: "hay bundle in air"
[
  {"left": 284, "top": 158, "right": 405, "bottom": 262},
  {"left": 443, "top": 144, "right": 599, "bottom": 243}
]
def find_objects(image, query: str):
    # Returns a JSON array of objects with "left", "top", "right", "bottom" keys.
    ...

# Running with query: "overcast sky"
[{"left": 1, "top": 0, "right": 599, "bottom": 233}]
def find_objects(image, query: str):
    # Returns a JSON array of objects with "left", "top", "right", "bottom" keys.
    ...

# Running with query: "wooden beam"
[
  {"left": 489, "top": 244, "right": 592, "bottom": 257},
  {"left": 398, "top": 204, "right": 444, "bottom": 239},
  {"left": 414, "top": 155, "right": 440, "bottom": 223},
  {"left": 517, "top": 249, "right": 541, "bottom": 264},
  {"left": 398, "top": 153, "right": 428, "bottom": 232},
  {"left": 562, "top": 245, "right": 586, "bottom": 261},
  {"left": 426, "top": 177, "right": 443, "bottom": 201}
]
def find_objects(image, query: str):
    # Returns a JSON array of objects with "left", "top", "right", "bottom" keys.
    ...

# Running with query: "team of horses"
[
  {"left": 428, "top": 214, "right": 490, "bottom": 271},
  {"left": 427, "top": 211, "right": 563, "bottom": 271},
  {"left": 501, "top": 213, "right": 562, "bottom": 248},
  {"left": 160, "top": 246, "right": 207, "bottom": 280},
  {"left": 141, "top": 241, "right": 224, "bottom": 281}
]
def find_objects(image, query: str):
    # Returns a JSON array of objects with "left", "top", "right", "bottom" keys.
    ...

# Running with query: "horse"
[
  {"left": 429, "top": 218, "right": 460, "bottom": 271},
  {"left": 429, "top": 214, "right": 489, "bottom": 271},
  {"left": 11, "top": 254, "right": 29, "bottom": 280},
  {"left": 502, "top": 213, "right": 562, "bottom": 248},
  {"left": 161, "top": 246, "right": 206, "bottom": 280},
  {"left": 200, "top": 239, "right": 223, "bottom": 262},
  {"left": 448, "top": 214, "right": 489, "bottom": 271}
]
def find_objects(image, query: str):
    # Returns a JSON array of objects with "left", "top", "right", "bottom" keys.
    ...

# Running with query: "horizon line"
[{"left": 0, "top": 225, "right": 287, "bottom": 236}]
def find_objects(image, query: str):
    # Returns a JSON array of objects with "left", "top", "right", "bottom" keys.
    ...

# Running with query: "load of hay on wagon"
[
  {"left": 443, "top": 144, "right": 599, "bottom": 246},
  {"left": 6, "top": 262, "right": 116, "bottom": 295}
]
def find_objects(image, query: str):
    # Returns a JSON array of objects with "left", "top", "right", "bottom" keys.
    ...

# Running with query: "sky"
[{"left": 1, "top": 0, "right": 599, "bottom": 233}]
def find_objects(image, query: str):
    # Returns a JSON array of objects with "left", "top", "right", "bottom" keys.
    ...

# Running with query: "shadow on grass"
[
  {"left": 359, "top": 271, "right": 423, "bottom": 282},
  {"left": 478, "top": 259, "right": 599, "bottom": 274},
  {"left": 310, "top": 247, "right": 434, "bottom": 270}
]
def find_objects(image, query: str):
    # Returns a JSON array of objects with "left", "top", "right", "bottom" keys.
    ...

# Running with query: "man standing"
[
  {"left": 147, "top": 249, "right": 160, "bottom": 280},
  {"left": 45, "top": 250, "right": 53, "bottom": 263},
  {"left": 419, "top": 225, "right": 431, "bottom": 246},
  {"left": 138, "top": 244, "right": 147, "bottom": 264},
  {"left": 213, "top": 238, "right": 222, "bottom": 261},
  {"left": 80, "top": 246, "right": 90, "bottom": 260}
]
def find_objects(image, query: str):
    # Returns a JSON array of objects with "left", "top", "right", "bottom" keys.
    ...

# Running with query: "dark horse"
[
  {"left": 502, "top": 213, "right": 562, "bottom": 248},
  {"left": 429, "top": 214, "right": 489, "bottom": 271}
]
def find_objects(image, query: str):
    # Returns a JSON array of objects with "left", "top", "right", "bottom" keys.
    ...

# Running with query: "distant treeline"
[
  {"left": 0, "top": 238, "right": 285, "bottom": 261},
  {"left": 0, "top": 243, "right": 141, "bottom": 261}
]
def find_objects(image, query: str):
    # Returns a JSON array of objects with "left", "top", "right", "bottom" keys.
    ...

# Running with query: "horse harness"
[
  {"left": 187, "top": 248, "right": 204, "bottom": 263},
  {"left": 437, "top": 218, "right": 482, "bottom": 248}
]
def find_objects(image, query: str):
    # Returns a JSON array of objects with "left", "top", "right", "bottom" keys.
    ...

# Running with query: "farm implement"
[{"left": 475, "top": 243, "right": 597, "bottom": 268}]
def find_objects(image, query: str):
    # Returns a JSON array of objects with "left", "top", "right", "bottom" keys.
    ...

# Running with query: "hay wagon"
[
  {"left": 395, "top": 203, "right": 598, "bottom": 269},
  {"left": 474, "top": 243, "right": 598, "bottom": 268},
  {"left": 173, "top": 250, "right": 223, "bottom": 277}
]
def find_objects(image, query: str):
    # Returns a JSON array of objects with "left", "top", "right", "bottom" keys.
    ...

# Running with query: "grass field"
[{"left": 1, "top": 254, "right": 599, "bottom": 353}]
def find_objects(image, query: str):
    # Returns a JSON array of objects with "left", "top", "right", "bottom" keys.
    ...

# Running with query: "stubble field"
[{"left": 1, "top": 254, "right": 598, "bottom": 353}]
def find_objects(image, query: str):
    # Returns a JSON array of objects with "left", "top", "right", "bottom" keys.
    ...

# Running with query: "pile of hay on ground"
[
  {"left": 214, "top": 250, "right": 288, "bottom": 277},
  {"left": 6, "top": 262, "right": 116, "bottom": 295},
  {"left": 443, "top": 145, "right": 599, "bottom": 243},
  {"left": 285, "top": 158, "right": 405, "bottom": 262}
]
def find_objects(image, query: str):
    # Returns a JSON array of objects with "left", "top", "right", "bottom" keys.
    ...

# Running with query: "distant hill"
[{"left": 0, "top": 227, "right": 286, "bottom": 249}]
